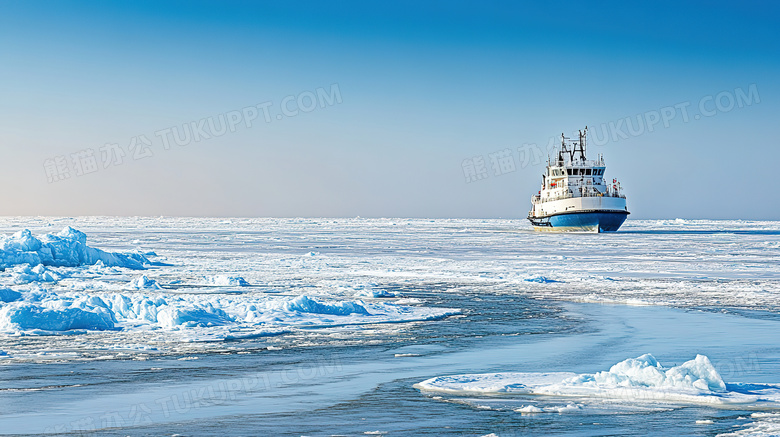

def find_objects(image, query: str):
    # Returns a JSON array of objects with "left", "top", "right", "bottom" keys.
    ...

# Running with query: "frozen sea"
[{"left": 0, "top": 217, "right": 779, "bottom": 436}]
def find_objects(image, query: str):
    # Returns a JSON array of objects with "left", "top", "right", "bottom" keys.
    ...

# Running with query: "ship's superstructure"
[{"left": 528, "top": 127, "right": 629, "bottom": 232}]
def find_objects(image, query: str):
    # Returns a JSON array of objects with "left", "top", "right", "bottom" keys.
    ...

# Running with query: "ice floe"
[
  {"left": 3, "top": 217, "right": 775, "bottom": 365},
  {"left": 0, "top": 290, "right": 458, "bottom": 338},
  {"left": 0, "top": 224, "right": 461, "bottom": 358},
  {"left": 156, "top": 302, "right": 233, "bottom": 328},
  {"left": 416, "top": 354, "right": 780, "bottom": 408},
  {"left": 0, "top": 288, "right": 22, "bottom": 302},
  {"left": 198, "top": 275, "right": 250, "bottom": 287},
  {"left": 0, "top": 227, "right": 150, "bottom": 270},
  {"left": 718, "top": 412, "right": 780, "bottom": 436},
  {"left": 8, "top": 264, "right": 62, "bottom": 284},
  {"left": 284, "top": 295, "right": 369, "bottom": 315},
  {"left": 127, "top": 275, "right": 162, "bottom": 290},
  {"left": 355, "top": 288, "right": 396, "bottom": 298},
  {"left": 0, "top": 302, "right": 116, "bottom": 332},
  {"left": 524, "top": 276, "right": 562, "bottom": 284}
]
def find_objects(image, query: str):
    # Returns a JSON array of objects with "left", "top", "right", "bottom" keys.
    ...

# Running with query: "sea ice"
[
  {"left": 0, "top": 288, "right": 22, "bottom": 302},
  {"left": 354, "top": 286, "right": 396, "bottom": 298},
  {"left": 157, "top": 303, "right": 233, "bottom": 328},
  {"left": 0, "top": 290, "right": 456, "bottom": 337},
  {"left": 356, "top": 289, "right": 396, "bottom": 298},
  {"left": 563, "top": 353, "right": 727, "bottom": 392},
  {"left": 524, "top": 276, "right": 562, "bottom": 284},
  {"left": 127, "top": 275, "right": 163, "bottom": 290},
  {"left": 9, "top": 264, "right": 62, "bottom": 284},
  {"left": 718, "top": 412, "right": 780, "bottom": 436},
  {"left": 0, "top": 302, "right": 116, "bottom": 331},
  {"left": 515, "top": 405, "right": 544, "bottom": 413},
  {"left": 0, "top": 227, "right": 150, "bottom": 270},
  {"left": 198, "top": 275, "right": 250, "bottom": 286},
  {"left": 285, "top": 295, "right": 370, "bottom": 315},
  {"left": 416, "top": 354, "right": 780, "bottom": 408}
]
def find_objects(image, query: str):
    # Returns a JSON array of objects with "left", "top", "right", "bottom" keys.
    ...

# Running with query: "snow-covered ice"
[
  {"left": 0, "top": 217, "right": 778, "bottom": 362},
  {"left": 0, "top": 223, "right": 459, "bottom": 359},
  {"left": 0, "top": 288, "right": 457, "bottom": 339},
  {"left": 719, "top": 412, "right": 780, "bottom": 436},
  {"left": 197, "top": 275, "right": 250, "bottom": 287},
  {"left": 0, "top": 227, "right": 150, "bottom": 270},
  {"left": 0, "top": 217, "right": 778, "bottom": 435},
  {"left": 416, "top": 354, "right": 780, "bottom": 408},
  {"left": 127, "top": 275, "right": 162, "bottom": 290}
]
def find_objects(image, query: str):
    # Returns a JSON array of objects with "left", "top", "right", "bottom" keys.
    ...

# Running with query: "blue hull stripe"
[{"left": 531, "top": 211, "right": 628, "bottom": 232}]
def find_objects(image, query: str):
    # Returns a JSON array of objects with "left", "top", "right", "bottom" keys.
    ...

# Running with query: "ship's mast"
[
  {"left": 576, "top": 126, "right": 588, "bottom": 162},
  {"left": 557, "top": 133, "right": 566, "bottom": 165},
  {"left": 561, "top": 133, "right": 575, "bottom": 163},
  {"left": 555, "top": 127, "right": 590, "bottom": 166}
]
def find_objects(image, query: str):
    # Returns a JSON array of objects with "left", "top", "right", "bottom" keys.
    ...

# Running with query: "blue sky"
[{"left": 1, "top": 1, "right": 778, "bottom": 218}]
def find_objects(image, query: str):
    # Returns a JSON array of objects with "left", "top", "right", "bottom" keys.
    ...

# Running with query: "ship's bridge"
[
  {"left": 531, "top": 128, "right": 625, "bottom": 205},
  {"left": 534, "top": 156, "right": 624, "bottom": 204}
]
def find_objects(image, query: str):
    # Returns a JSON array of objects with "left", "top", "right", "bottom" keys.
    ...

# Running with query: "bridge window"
[
  {"left": 585, "top": 169, "right": 592, "bottom": 175},
  {"left": 566, "top": 168, "right": 572, "bottom": 175}
]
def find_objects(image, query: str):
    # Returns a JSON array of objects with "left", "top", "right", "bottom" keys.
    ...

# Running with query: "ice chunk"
[
  {"left": 200, "top": 275, "right": 250, "bottom": 286},
  {"left": 0, "top": 303, "right": 116, "bottom": 331},
  {"left": 417, "top": 354, "right": 777, "bottom": 407},
  {"left": 9, "top": 264, "right": 62, "bottom": 284},
  {"left": 717, "top": 412, "right": 780, "bottom": 437},
  {"left": 157, "top": 304, "right": 233, "bottom": 328},
  {"left": 127, "top": 275, "right": 162, "bottom": 290},
  {"left": 667, "top": 354, "right": 727, "bottom": 392},
  {"left": 355, "top": 289, "right": 396, "bottom": 298},
  {"left": 0, "top": 288, "right": 22, "bottom": 303},
  {"left": 354, "top": 284, "right": 395, "bottom": 298},
  {"left": 0, "top": 288, "right": 457, "bottom": 339},
  {"left": 524, "top": 276, "right": 562, "bottom": 284},
  {"left": 515, "top": 405, "right": 543, "bottom": 413},
  {"left": 0, "top": 227, "right": 150, "bottom": 270},
  {"left": 563, "top": 353, "right": 726, "bottom": 392},
  {"left": 285, "top": 295, "right": 370, "bottom": 316}
]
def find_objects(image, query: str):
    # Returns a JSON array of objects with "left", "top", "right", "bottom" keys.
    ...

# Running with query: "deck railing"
[{"left": 532, "top": 189, "right": 625, "bottom": 204}]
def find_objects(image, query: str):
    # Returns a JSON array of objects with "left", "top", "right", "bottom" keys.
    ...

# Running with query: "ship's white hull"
[{"left": 532, "top": 196, "right": 627, "bottom": 218}]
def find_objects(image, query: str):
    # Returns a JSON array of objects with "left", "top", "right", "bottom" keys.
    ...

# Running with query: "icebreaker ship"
[{"left": 527, "top": 127, "right": 629, "bottom": 232}]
